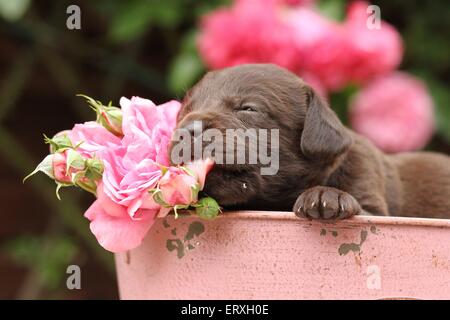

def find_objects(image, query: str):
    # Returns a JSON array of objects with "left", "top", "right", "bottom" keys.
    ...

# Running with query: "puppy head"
[{"left": 170, "top": 64, "right": 352, "bottom": 207}]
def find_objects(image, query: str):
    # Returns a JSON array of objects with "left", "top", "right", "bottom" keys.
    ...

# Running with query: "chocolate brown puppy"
[{"left": 171, "top": 64, "right": 450, "bottom": 219}]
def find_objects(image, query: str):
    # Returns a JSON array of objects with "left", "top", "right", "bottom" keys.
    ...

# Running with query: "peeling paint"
[
  {"left": 166, "top": 221, "right": 206, "bottom": 259},
  {"left": 185, "top": 221, "right": 205, "bottom": 241},
  {"left": 163, "top": 219, "right": 170, "bottom": 228},
  {"left": 331, "top": 231, "right": 338, "bottom": 237},
  {"left": 370, "top": 225, "right": 378, "bottom": 235},
  {"left": 360, "top": 230, "right": 368, "bottom": 244},
  {"left": 338, "top": 230, "right": 369, "bottom": 256},
  {"left": 166, "top": 239, "right": 185, "bottom": 259},
  {"left": 320, "top": 229, "right": 327, "bottom": 236},
  {"left": 338, "top": 243, "right": 361, "bottom": 256}
]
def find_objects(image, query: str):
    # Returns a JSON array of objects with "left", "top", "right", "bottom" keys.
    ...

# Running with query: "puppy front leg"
[{"left": 293, "top": 186, "right": 362, "bottom": 220}]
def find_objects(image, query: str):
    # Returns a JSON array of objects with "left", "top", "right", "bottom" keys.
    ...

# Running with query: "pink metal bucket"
[{"left": 115, "top": 211, "right": 450, "bottom": 299}]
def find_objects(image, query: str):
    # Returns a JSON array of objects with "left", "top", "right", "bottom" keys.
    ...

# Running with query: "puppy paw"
[{"left": 293, "top": 186, "right": 361, "bottom": 220}]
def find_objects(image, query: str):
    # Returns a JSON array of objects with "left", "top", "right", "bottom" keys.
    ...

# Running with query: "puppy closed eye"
[{"left": 236, "top": 104, "right": 257, "bottom": 113}]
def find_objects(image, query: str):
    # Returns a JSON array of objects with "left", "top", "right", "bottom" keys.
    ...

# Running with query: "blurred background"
[{"left": 0, "top": 0, "right": 448, "bottom": 299}]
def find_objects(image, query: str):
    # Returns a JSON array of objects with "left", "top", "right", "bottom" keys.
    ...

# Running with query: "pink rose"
[
  {"left": 99, "top": 97, "right": 181, "bottom": 219},
  {"left": 85, "top": 159, "right": 214, "bottom": 252},
  {"left": 350, "top": 72, "right": 435, "bottom": 153},
  {"left": 83, "top": 97, "right": 182, "bottom": 251}
]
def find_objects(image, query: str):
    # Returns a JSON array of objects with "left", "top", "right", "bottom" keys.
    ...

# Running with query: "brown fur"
[{"left": 171, "top": 64, "right": 450, "bottom": 219}]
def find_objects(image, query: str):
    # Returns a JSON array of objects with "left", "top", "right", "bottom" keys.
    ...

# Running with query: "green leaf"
[
  {"left": 108, "top": 1, "right": 154, "bottom": 42},
  {"left": 425, "top": 79, "right": 450, "bottom": 142},
  {"left": 169, "top": 52, "right": 204, "bottom": 95},
  {"left": 23, "top": 154, "right": 54, "bottom": 182},
  {"left": 411, "top": 71, "right": 450, "bottom": 143},
  {"left": 3, "top": 235, "right": 78, "bottom": 291},
  {"left": 317, "top": 0, "right": 346, "bottom": 22},
  {"left": 168, "top": 31, "right": 205, "bottom": 95},
  {"left": 0, "top": 0, "right": 30, "bottom": 21}
]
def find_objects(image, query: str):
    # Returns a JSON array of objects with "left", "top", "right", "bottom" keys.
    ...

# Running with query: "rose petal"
[{"left": 85, "top": 200, "right": 157, "bottom": 252}]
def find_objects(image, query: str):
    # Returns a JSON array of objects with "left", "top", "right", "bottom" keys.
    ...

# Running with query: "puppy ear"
[{"left": 300, "top": 88, "right": 352, "bottom": 163}]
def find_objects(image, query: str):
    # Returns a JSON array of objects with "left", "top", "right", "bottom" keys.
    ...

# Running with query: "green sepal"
[
  {"left": 84, "top": 158, "right": 104, "bottom": 181},
  {"left": 55, "top": 182, "right": 72, "bottom": 201},
  {"left": 44, "top": 133, "right": 73, "bottom": 154},
  {"left": 173, "top": 204, "right": 190, "bottom": 219},
  {"left": 150, "top": 188, "right": 169, "bottom": 207},
  {"left": 23, "top": 154, "right": 55, "bottom": 183},
  {"left": 180, "top": 165, "right": 196, "bottom": 178},
  {"left": 73, "top": 172, "right": 97, "bottom": 196},
  {"left": 65, "top": 149, "right": 85, "bottom": 176}
]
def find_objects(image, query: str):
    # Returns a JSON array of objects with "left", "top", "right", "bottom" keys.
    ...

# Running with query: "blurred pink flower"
[
  {"left": 343, "top": 1, "right": 403, "bottom": 84},
  {"left": 288, "top": 1, "right": 403, "bottom": 91},
  {"left": 198, "top": 0, "right": 301, "bottom": 71},
  {"left": 287, "top": 7, "right": 350, "bottom": 91},
  {"left": 199, "top": 0, "right": 403, "bottom": 93},
  {"left": 350, "top": 72, "right": 435, "bottom": 153}
]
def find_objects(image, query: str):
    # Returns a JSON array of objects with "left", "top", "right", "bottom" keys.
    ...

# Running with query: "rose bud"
[
  {"left": 77, "top": 94, "right": 123, "bottom": 137},
  {"left": 53, "top": 149, "right": 86, "bottom": 183},
  {"left": 44, "top": 131, "right": 74, "bottom": 153},
  {"left": 195, "top": 197, "right": 221, "bottom": 220},
  {"left": 73, "top": 157, "right": 104, "bottom": 196},
  {"left": 157, "top": 167, "right": 200, "bottom": 206}
]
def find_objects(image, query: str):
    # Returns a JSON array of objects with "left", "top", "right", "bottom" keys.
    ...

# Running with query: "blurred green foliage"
[{"left": 4, "top": 235, "right": 77, "bottom": 292}]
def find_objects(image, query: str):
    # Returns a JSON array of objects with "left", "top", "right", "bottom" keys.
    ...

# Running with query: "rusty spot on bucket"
[{"left": 125, "top": 251, "right": 131, "bottom": 265}]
